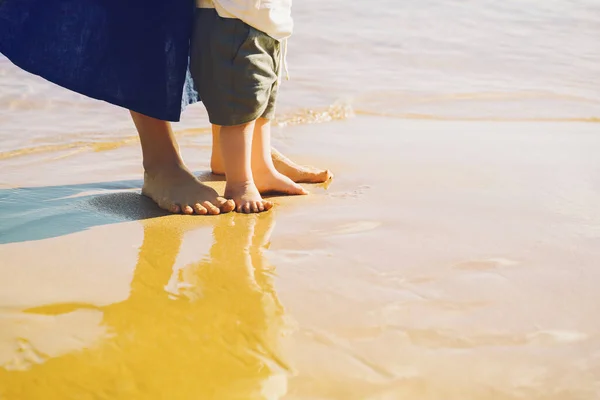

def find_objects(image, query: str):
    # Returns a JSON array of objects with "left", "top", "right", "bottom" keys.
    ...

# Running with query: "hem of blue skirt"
[{"left": 2, "top": 52, "right": 183, "bottom": 122}]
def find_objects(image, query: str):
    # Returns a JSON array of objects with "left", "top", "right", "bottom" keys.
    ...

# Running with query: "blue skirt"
[{"left": 0, "top": 0, "right": 199, "bottom": 121}]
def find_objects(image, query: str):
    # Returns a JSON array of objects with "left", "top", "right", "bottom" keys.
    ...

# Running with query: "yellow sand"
[{"left": 1, "top": 117, "right": 600, "bottom": 399}]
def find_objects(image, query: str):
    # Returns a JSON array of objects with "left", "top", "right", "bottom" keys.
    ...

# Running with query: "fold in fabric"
[{"left": 0, "top": 0, "right": 199, "bottom": 121}]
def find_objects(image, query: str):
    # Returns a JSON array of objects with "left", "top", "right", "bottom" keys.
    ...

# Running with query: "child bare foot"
[
  {"left": 254, "top": 169, "right": 309, "bottom": 196},
  {"left": 217, "top": 119, "right": 307, "bottom": 214},
  {"left": 225, "top": 170, "right": 306, "bottom": 213},
  {"left": 212, "top": 150, "right": 331, "bottom": 183},
  {"left": 210, "top": 125, "right": 332, "bottom": 184},
  {"left": 270, "top": 148, "right": 333, "bottom": 183},
  {"left": 143, "top": 164, "right": 235, "bottom": 215},
  {"left": 224, "top": 181, "right": 273, "bottom": 214},
  {"left": 220, "top": 119, "right": 308, "bottom": 214}
]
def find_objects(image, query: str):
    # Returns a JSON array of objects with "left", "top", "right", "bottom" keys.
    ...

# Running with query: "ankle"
[
  {"left": 223, "top": 166, "right": 254, "bottom": 187},
  {"left": 225, "top": 179, "right": 256, "bottom": 189},
  {"left": 252, "top": 157, "right": 277, "bottom": 173},
  {"left": 210, "top": 155, "right": 224, "bottom": 174},
  {"left": 143, "top": 158, "right": 185, "bottom": 176}
]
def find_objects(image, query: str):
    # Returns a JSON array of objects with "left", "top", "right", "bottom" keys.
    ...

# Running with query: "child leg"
[
  {"left": 220, "top": 121, "right": 273, "bottom": 214},
  {"left": 220, "top": 119, "right": 306, "bottom": 214}
]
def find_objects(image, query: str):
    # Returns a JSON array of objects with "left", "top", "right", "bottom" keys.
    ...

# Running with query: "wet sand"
[{"left": 1, "top": 116, "right": 600, "bottom": 399}]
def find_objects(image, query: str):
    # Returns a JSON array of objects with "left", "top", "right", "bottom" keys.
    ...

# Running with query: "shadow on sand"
[{"left": 0, "top": 171, "right": 225, "bottom": 245}]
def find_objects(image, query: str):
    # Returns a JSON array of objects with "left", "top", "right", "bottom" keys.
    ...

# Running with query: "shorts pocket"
[
  {"left": 233, "top": 26, "right": 278, "bottom": 89},
  {"left": 229, "top": 20, "right": 253, "bottom": 62}
]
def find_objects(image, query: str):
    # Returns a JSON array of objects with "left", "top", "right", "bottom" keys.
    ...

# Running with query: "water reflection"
[{"left": 0, "top": 212, "right": 291, "bottom": 399}]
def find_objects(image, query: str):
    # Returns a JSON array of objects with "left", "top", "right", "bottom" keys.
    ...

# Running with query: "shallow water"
[{"left": 1, "top": 0, "right": 599, "bottom": 160}]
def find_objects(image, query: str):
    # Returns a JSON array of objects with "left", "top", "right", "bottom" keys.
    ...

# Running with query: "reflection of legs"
[
  {"left": 211, "top": 124, "right": 333, "bottom": 183},
  {"left": 182, "top": 213, "right": 279, "bottom": 300},
  {"left": 128, "top": 222, "right": 184, "bottom": 301},
  {"left": 176, "top": 213, "right": 288, "bottom": 397},
  {"left": 128, "top": 214, "right": 270, "bottom": 304},
  {"left": 211, "top": 214, "right": 259, "bottom": 289},
  {"left": 131, "top": 111, "right": 235, "bottom": 215},
  {"left": 250, "top": 213, "right": 286, "bottom": 317}
]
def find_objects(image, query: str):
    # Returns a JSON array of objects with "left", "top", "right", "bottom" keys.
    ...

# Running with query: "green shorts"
[{"left": 190, "top": 8, "right": 281, "bottom": 126}]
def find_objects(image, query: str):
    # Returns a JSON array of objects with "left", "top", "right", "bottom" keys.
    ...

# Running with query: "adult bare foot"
[
  {"left": 143, "top": 164, "right": 235, "bottom": 215},
  {"left": 130, "top": 112, "right": 234, "bottom": 215},
  {"left": 224, "top": 181, "right": 273, "bottom": 214}
]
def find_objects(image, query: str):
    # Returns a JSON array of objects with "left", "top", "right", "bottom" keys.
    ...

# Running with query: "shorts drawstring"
[{"left": 279, "top": 38, "right": 289, "bottom": 83}]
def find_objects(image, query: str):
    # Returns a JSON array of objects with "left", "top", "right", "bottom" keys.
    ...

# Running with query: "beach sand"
[{"left": 1, "top": 116, "right": 600, "bottom": 399}]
